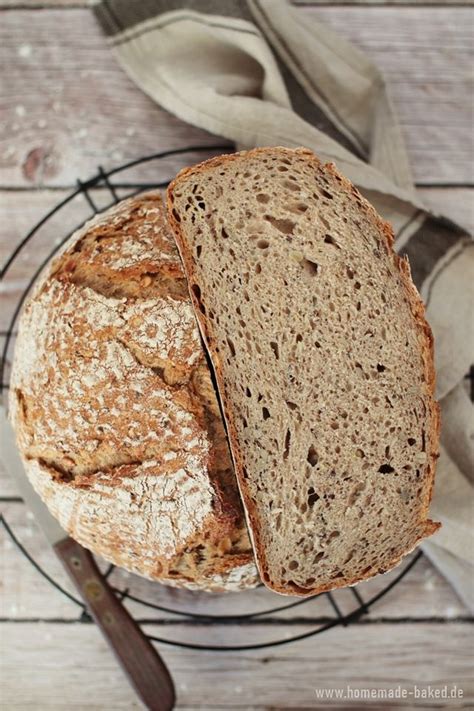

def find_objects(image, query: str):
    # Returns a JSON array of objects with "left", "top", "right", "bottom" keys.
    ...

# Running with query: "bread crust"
[
  {"left": 10, "top": 190, "right": 258, "bottom": 593},
  {"left": 167, "top": 147, "right": 440, "bottom": 596}
]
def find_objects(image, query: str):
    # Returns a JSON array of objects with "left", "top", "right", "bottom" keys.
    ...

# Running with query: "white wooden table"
[{"left": 1, "top": 2, "right": 473, "bottom": 709}]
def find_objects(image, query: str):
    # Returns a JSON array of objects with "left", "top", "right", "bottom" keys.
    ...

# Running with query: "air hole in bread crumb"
[
  {"left": 196, "top": 245, "right": 202, "bottom": 257},
  {"left": 264, "top": 215, "right": 295, "bottom": 235},
  {"left": 286, "top": 401, "right": 297, "bottom": 411},
  {"left": 255, "top": 263, "right": 262, "bottom": 274},
  {"left": 262, "top": 407, "right": 270, "bottom": 420},
  {"left": 256, "top": 193, "right": 270, "bottom": 204},
  {"left": 221, "top": 227, "right": 229, "bottom": 239},
  {"left": 288, "top": 560, "right": 299, "bottom": 570},
  {"left": 283, "top": 429, "right": 291, "bottom": 460},
  {"left": 307, "top": 446, "right": 318, "bottom": 467},
  {"left": 348, "top": 482, "right": 366, "bottom": 506},
  {"left": 302, "top": 258, "right": 319, "bottom": 276},
  {"left": 378, "top": 463, "right": 395, "bottom": 474},
  {"left": 257, "top": 239, "right": 269, "bottom": 250},
  {"left": 270, "top": 341, "right": 279, "bottom": 359},
  {"left": 171, "top": 208, "right": 181, "bottom": 223},
  {"left": 407, "top": 437, "right": 416, "bottom": 446},
  {"left": 314, "top": 551, "right": 325, "bottom": 563},
  {"left": 296, "top": 333, "right": 303, "bottom": 343},
  {"left": 245, "top": 387, "right": 252, "bottom": 398},
  {"left": 283, "top": 180, "right": 300, "bottom": 192},
  {"left": 341, "top": 551, "right": 356, "bottom": 568},
  {"left": 324, "top": 234, "right": 340, "bottom": 248},
  {"left": 354, "top": 281, "right": 361, "bottom": 290},
  {"left": 226, "top": 338, "right": 236, "bottom": 357},
  {"left": 377, "top": 363, "right": 386, "bottom": 372},
  {"left": 287, "top": 202, "right": 309, "bottom": 214},
  {"left": 318, "top": 187, "right": 334, "bottom": 200},
  {"left": 307, "top": 487, "right": 319, "bottom": 506}
]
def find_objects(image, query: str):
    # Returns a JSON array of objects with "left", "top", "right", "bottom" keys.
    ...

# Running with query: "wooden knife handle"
[{"left": 54, "top": 537, "right": 175, "bottom": 711}]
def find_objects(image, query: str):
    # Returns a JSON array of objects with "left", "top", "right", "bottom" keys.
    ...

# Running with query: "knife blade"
[{"left": 0, "top": 406, "right": 176, "bottom": 711}]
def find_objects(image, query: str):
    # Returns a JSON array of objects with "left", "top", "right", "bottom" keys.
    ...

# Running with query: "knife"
[{"left": 0, "top": 406, "right": 176, "bottom": 711}]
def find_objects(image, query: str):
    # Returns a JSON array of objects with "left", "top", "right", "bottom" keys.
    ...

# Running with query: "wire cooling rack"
[{"left": 0, "top": 145, "right": 423, "bottom": 652}]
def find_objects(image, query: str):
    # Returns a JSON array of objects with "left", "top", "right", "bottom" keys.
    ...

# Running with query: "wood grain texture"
[
  {"left": 54, "top": 537, "right": 176, "bottom": 711},
  {"left": 1, "top": 1, "right": 472, "bottom": 7},
  {"left": 0, "top": 8, "right": 230, "bottom": 189},
  {"left": 0, "top": 1, "right": 85, "bottom": 6},
  {"left": 0, "top": 8, "right": 472, "bottom": 187},
  {"left": 296, "top": 0, "right": 473, "bottom": 4},
  {"left": 1, "top": 622, "right": 472, "bottom": 709},
  {"left": 311, "top": 6, "right": 474, "bottom": 187}
]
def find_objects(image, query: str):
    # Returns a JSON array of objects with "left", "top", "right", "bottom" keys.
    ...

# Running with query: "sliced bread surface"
[{"left": 167, "top": 147, "right": 440, "bottom": 596}]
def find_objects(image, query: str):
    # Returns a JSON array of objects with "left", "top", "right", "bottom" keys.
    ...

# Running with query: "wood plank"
[
  {"left": 1, "top": 502, "right": 469, "bottom": 621},
  {"left": 0, "top": 1, "right": 85, "bottom": 6},
  {"left": 1, "top": 622, "right": 472, "bottom": 709},
  {"left": 0, "top": 7, "right": 230, "bottom": 189},
  {"left": 296, "top": 0, "right": 473, "bottom": 4},
  {"left": 1, "top": 1, "right": 472, "bottom": 8},
  {"left": 0, "top": 8, "right": 472, "bottom": 187},
  {"left": 310, "top": 6, "right": 474, "bottom": 187}
]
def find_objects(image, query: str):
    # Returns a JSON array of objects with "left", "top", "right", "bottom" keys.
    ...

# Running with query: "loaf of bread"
[
  {"left": 167, "top": 147, "right": 440, "bottom": 596},
  {"left": 9, "top": 191, "right": 258, "bottom": 592}
]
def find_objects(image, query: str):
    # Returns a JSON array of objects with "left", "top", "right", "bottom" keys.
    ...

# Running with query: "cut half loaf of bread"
[{"left": 167, "top": 147, "right": 440, "bottom": 596}]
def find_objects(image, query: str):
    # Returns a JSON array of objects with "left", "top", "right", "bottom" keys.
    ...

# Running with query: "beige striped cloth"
[{"left": 93, "top": 0, "right": 474, "bottom": 610}]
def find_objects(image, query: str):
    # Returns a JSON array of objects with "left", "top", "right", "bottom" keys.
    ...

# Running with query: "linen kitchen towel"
[{"left": 93, "top": 0, "right": 474, "bottom": 610}]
